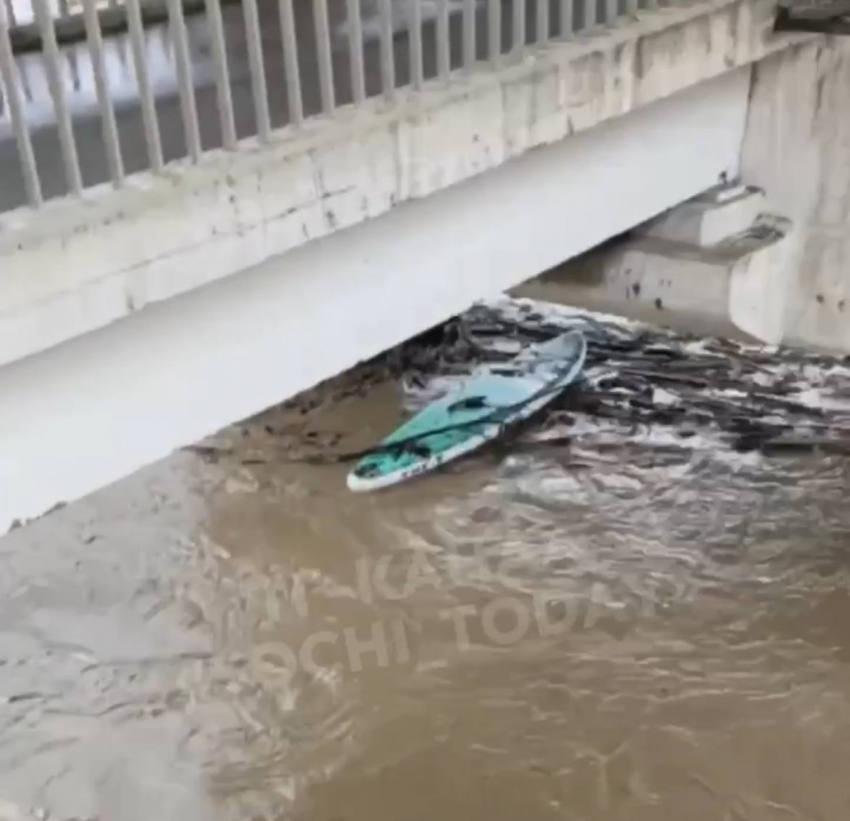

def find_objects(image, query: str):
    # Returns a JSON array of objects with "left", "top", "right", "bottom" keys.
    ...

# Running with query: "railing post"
[
  {"left": 462, "top": 0, "right": 475, "bottom": 69},
  {"left": 409, "top": 0, "right": 424, "bottom": 88},
  {"left": 437, "top": 0, "right": 450, "bottom": 78},
  {"left": 278, "top": 0, "right": 304, "bottom": 126},
  {"left": 125, "top": 0, "right": 164, "bottom": 171},
  {"left": 32, "top": 0, "right": 82, "bottom": 196},
  {"left": 346, "top": 0, "right": 366, "bottom": 103},
  {"left": 165, "top": 0, "right": 202, "bottom": 161},
  {"left": 536, "top": 0, "right": 549, "bottom": 42},
  {"left": 313, "top": 0, "right": 336, "bottom": 113},
  {"left": 82, "top": 0, "right": 125, "bottom": 187},
  {"left": 242, "top": 0, "right": 271, "bottom": 142},
  {"left": 378, "top": 0, "right": 395, "bottom": 99},
  {"left": 488, "top": 0, "right": 501, "bottom": 65},
  {"left": 204, "top": 0, "right": 238, "bottom": 150},
  {"left": 0, "top": 1, "right": 41, "bottom": 207},
  {"left": 513, "top": 0, "right": 526, "bottom": 54},
  {"left": 561, "top": 0, "right": 573, "bottom": 36}
]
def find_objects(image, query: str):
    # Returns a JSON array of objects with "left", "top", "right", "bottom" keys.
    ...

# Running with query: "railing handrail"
[
  {"left": 6, "top": 0, "right": 239, "bottom": 55},
  {"left": 0, "top": 0, "right": 664, "bottom": 214}
]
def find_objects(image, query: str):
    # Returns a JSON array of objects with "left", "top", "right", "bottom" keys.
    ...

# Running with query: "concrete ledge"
[
  {"left": 520, "top": 213, "right": 794, "bottom": 343},
  {"left": 640, "top": 182, "right": 767, "bottom": 245},
  {"left": 0, "top": 0, "right": 812, "bottom": 368}
]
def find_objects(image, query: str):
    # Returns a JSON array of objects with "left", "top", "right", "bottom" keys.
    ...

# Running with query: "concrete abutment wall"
[
  {"left": 526, "top": 35, "right": 850, "bottom": 354},
  {"left": 740, "top": 37, "right": 850, "bottom": 352}
]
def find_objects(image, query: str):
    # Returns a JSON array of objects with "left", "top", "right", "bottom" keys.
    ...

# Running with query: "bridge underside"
[{"left": 0, "top": 68, "right": 748, "bottom": 531}]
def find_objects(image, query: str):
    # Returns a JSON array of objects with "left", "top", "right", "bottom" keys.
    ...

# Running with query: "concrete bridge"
[{"left": 1, "top": 0, "right": 848, "bottom": 529}]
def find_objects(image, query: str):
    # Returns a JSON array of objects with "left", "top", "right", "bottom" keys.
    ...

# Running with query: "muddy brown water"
[{"left": 3, "top": 311, "right": 850, "bottom": 821}]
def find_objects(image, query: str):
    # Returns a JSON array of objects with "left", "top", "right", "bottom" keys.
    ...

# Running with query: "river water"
[{"left": 2, "top": 299, "right": 850, "bottom": 821}]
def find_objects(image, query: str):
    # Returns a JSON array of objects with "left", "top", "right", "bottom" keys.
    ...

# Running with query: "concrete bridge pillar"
[{"left": 741, "top": 38, "right": 850, "bottom": 352}]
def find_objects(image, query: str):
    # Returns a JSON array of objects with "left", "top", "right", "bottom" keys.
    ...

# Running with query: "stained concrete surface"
[{"left": 0, "top": 0, "right": 608, "bottom": 212}]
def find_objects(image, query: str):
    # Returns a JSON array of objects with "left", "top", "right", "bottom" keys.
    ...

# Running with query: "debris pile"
[
  {"left": 448, "top": 300, "right": 850, "bottom": 457},
  {"left": 189, "top": 299, "right": 850, "bottom": 468}
]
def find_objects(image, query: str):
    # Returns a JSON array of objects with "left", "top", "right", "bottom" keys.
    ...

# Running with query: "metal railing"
[{"left": 0, "top": 0, "right": 654, "bottom": 214}]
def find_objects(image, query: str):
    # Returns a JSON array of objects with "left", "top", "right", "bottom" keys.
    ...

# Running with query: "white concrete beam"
[{"left": 0, "top": 68, "right": 749, "bottom": 532}]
